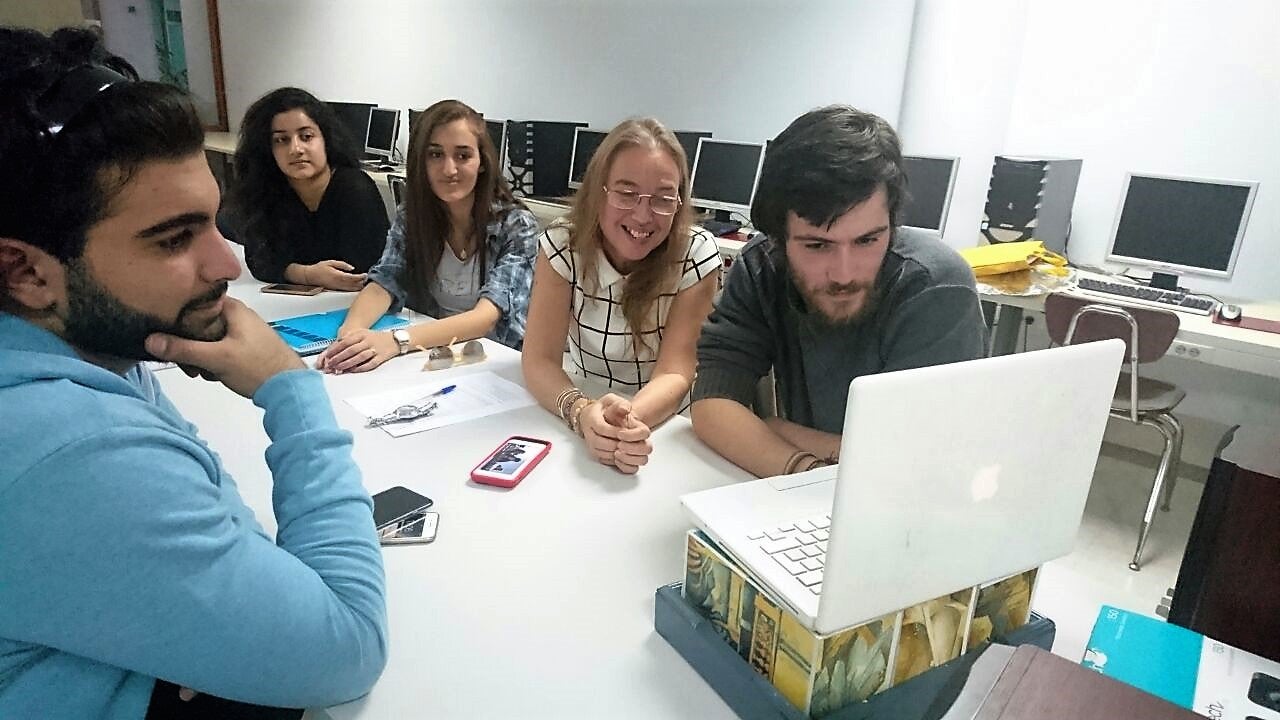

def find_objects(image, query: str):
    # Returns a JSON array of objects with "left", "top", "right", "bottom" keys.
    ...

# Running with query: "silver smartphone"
[{"left": 379, "top": 510, "right": 439, "bottom": 545}]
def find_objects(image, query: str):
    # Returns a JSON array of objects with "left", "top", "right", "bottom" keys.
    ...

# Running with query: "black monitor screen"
[
  {"left": 1110, "top": 175, "right": 1254, "bottom": 274},
  {"left": 674, "top": 131, "right": 711, "bottom": 169},
  {"left": 366, "top": 109, "right": 397, "bottom": 153},
  {"left": 570, "top": 129, "right": 608, "bottom": 186},
  {"left": 900, "top": 156, "right": 957, "bottom": 231},
  {"left": 408, "top": 109, "right": 423, "bottom": 136},
  {"left": 528, "top": 120, "right": 587, "bottom": 197},
  {"left": 691, "top": 141, "right": 764, "bottom": 208},
  {"left": 485, "top": 120, "right": 505, "bottom": 154},
  {"left": 325, "top": 101, "right": 374, "bottom": 153}
]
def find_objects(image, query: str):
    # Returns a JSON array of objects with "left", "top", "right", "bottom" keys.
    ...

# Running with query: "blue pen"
[{"left": 430, "top": 384, "right": 457, "bottom": 398}]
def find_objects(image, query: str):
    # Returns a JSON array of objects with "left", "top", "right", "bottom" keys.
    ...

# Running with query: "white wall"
[
  {"left": 1002, "top": 0, "right": 1280, "bottom": 303},
  {"left": 179, "top": 0, "right": 220, "bottom": 126},
  {"left": 0, "top": 0, "right": 84, "bottom": 31},
  {"left": 897, "top": 0, "right": 1028, "bottom": 245},
  {"left": 100, "top": 0, "right": 159, "bottom": 81},
  {"left": 901, "top": 0, "right": 1280, "bottom": 457},
  {"left": 903, "top": 0, "right": 1279, "bottom": 304},
  {"left": 217, "top": 0, "right": 916, "bottom": 157}
]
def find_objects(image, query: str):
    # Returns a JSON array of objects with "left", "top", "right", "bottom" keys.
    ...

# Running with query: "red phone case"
[{"left": 470, "top": 435, "right": 551, "bottom": 488}]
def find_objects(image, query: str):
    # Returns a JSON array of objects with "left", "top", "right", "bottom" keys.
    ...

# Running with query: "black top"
[{"left": 236, "top": 166, "right": 390, "bottom": 283}]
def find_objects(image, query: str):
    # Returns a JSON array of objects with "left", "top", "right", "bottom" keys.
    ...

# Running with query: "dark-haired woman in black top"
[{"left": 224, "top": 87, "right": 388, "bottom": 291}]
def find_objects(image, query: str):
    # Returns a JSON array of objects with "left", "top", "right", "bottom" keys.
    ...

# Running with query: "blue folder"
[{"left": 269, "top": 309, "right": 409, "bottom": 356}]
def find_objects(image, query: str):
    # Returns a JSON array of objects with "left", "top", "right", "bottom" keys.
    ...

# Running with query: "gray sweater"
[{"left": 692, "top": 227, "right": 987, "bottom": 433}]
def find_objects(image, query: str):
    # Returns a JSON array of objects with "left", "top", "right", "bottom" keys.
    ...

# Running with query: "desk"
[
  {"left": 160, "top": 271, "right": 751, "bottom": 718},
  {"left": 980, "top": 281, "right": 1280, "bottom": 380}
]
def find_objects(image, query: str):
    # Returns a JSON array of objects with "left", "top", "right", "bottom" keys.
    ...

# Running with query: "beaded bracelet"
[{"left": 569, "top": 397, "right": 595, "bottom": 437}]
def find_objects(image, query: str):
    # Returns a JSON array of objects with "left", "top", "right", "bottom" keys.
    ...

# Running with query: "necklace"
[{"left": 450, "top": 228, "right": 474, "bottom": 261}]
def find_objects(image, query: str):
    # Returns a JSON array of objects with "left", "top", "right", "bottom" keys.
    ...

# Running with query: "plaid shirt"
[
  {"left": 367, "top": 201, "right": 539, "bottom": 349},
  {"left": 541, "top": 224, "right": 721, "bottom": 389}
]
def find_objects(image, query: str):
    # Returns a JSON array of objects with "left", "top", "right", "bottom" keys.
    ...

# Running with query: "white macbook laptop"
[{"left": 681, "top": 340, "right": 1124, "bottom": 635}]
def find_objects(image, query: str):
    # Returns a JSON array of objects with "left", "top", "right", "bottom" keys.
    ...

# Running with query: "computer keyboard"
[
  {"left": 700, "top": 219, "right": 742, "bottom": 237},
  {"left": 747, "top": 514, "right": 830, "bottom": 595},
  {"left": 1076, "top": 277, "right": 1216, "bottom": 315}
]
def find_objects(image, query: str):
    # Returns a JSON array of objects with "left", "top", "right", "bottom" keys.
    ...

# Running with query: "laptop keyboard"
[{"left": 747, "top": 515, "right": 831, "bottom": 595}]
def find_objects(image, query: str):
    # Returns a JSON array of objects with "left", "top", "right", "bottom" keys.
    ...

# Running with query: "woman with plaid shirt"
[{"left": 318, "top": 100, "right": 537, "bottom": 373}]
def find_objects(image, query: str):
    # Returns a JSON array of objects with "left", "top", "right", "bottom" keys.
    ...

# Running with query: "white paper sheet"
[{"left": 346, "top": 371, "right": 536, "bottom": 437}]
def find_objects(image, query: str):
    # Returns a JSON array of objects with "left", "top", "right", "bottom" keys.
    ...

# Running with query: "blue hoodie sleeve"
[{"left": 0, "top": 369, "right": 387, "bottom": 708}]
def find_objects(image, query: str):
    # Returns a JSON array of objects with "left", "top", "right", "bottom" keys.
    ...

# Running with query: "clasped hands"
[{"left": 580, "top": 393, "right": 653, "bottom": 475}]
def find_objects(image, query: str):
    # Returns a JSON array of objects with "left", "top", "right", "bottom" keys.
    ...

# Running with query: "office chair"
[{"left": 1044, "top": 293, "right": 1183, "bottom": 571}]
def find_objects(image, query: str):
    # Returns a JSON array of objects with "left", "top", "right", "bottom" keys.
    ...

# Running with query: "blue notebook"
[{"left": 269, "top": 309, "right": 409, "bottom": 356}]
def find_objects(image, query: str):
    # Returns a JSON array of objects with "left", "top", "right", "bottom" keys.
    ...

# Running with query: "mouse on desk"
[{"left": 1218, "top": 303, "right": 1242, "bottom": 321}]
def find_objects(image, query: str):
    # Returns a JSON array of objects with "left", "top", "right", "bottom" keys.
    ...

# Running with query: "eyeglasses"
[
  {"left": 602, "top": 186, "right": 681, "bottom": 216},
  {"left": 420, "top": 339, "right": 487, "bottom": 371}
]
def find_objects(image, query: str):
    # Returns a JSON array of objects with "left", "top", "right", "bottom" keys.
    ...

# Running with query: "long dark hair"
[
  {"left": 400, "top": 99, "right": 518, "bottom": 303},
  {"left": 227, "top": 87, "right": 360, "bottom": 258}
]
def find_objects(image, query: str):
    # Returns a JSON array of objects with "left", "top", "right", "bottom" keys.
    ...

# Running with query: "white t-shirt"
[{"left": 540, "top": 225, "right": 721, "bottom": 389}]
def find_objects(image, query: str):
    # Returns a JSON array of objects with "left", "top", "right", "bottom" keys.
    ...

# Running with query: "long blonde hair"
[{"left": 560, "top": 118, "right": 694, "bottom": 354}]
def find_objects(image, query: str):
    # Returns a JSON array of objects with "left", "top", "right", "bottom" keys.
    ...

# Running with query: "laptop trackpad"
[{"left": 768, "top": 465, "right": 839, "bottom": 491}]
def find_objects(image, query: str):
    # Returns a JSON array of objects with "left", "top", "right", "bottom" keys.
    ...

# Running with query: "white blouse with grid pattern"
[{"left": 540, "top": 225, "right": 721, "bottom": 389}]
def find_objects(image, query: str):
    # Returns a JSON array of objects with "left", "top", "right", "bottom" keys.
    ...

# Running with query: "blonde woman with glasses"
[{"left": 522, "top": 118, "right": 721, "bottom": 474}]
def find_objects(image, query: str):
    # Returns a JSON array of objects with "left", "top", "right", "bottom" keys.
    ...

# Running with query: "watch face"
[{"left": 393, "top": 329, "right": 411, "bottom": 354}]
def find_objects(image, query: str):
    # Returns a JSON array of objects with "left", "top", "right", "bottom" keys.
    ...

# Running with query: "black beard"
[
  {"left": 789, "top": 268, "right": 882, "bottom": 328},
  {"left": 62, "top": 258, "right": 228, "bottom": 361}
]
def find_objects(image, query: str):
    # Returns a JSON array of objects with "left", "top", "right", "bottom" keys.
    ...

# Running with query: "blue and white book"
[{"left": 269, "top": 309, "right": 409, "bottom": 356}]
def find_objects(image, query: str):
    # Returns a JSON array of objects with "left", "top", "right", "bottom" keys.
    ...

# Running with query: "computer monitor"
[
  {"left": 1106, "top": 172, "right": 1257, "bottom": 289},
  {"left": 674, "top": 131, "right": 712, "bottom": 169},
  {"left": 512, "top": 120, "right": 587, "bottom": 197},
  {"left": 365, "top": 107, "right": 400, "bottom": 159},
  {"left": 690, "top": 138, "right": 766, "bottom": 215},
  {"left": 325, "top": 101, "right": 375, "bottom": 152},
  {"left": 485, "top": 119, "right": 507, "bottom": 166},
  {"left": 899, "top": 155, "right": 959, "bottom": 234},
  {"left": 568, "top": 127, "right": 608, "bottom": 190},
  {"left": 408, "top": 109, "right": 423, "bottom": 136}
]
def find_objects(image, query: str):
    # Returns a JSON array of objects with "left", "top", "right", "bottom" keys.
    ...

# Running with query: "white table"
[{"left": 159, "top": 277, "right": 750, "bottom": 718}]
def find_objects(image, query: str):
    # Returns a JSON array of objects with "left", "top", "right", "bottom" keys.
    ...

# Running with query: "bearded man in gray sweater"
[{"left": 691, "top": 106, "right": 987, "bottom": 478}]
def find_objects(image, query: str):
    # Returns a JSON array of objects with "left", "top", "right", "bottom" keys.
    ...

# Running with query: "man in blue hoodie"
[{"left": 0, "top": 27, "right": 387, "bottom": 719}]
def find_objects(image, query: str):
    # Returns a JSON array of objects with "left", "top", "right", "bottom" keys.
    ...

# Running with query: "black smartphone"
[
  {"left": 261, "top": 283, "right": 323, "bottom": 296},
  {"left": 372, "top": 486, "right": 433, "bottom": 530}
]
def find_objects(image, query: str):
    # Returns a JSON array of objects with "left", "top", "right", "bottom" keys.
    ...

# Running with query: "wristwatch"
[{"left": 392, "top": 328, "right": 412, "bottom": 356}]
